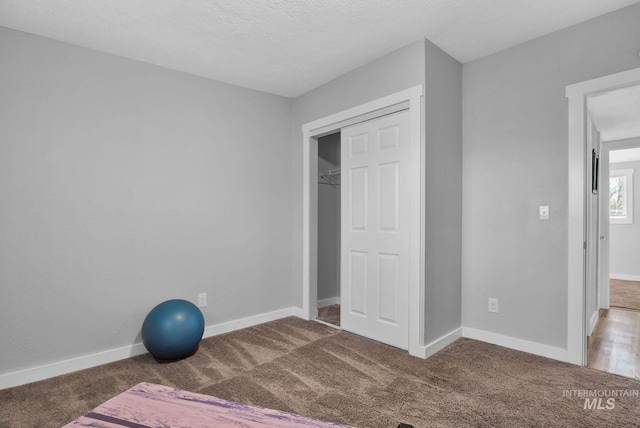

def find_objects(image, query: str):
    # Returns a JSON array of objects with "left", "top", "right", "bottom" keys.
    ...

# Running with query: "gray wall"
[
  {"left": 0, "top": 27, "right": 293, "bottom": 376},
  {"left": 317, "top": 133, "right": 340, "bottom": 302},
  {"left": 610, "top": 159, "right": 640, "bottom": 278},
  {"left": 462, "top": 3, "right": 640, "bottom": 348},
  {"left": 424, "top": 39, "right": 463, "bottom": 344}
]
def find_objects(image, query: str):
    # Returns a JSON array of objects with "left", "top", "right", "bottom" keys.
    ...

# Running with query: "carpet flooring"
[
  {"left": 2, "top": 317, "right": 640, "bottom": 427},
  {"left": 610, "top": 278, "right": 640, "bottom": 311}
]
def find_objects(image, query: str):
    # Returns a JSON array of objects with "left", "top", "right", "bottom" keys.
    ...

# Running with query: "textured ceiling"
[
  {"left": 589, "top": 84, "right": 640, "bottom": 143},
  {"left": 1, "top": 0, "right": 639, "bottom": 97}
]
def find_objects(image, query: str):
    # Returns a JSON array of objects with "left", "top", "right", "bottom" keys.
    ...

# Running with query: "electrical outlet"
[
  {"left": 198, "top": 292, "right": 207, "bottom": 308},
  {"left": 488, "top": 298, "right": 499, "bottom": 313}
]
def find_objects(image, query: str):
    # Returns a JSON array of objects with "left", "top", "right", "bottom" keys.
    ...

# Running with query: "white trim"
[
  {"left": 462, "top": 327, "right": 569, "bottom": 362},
  {"left": 0, "top": 307, "right": 301, "bottom": 390},
  {"left": 589, "top": 310, "right": 599, "bottom": 336},
  {"left": 609, "top": 168, "right": 634, "bottom": 224},
  {"left": 302, "top": 126, "right": 318, "bottom": 323},
  {"left": 412, "top": 328, "right": 462, "bottom": 359},
  {"left": 598, "top": 148, "right": 611, "bottom": 311},
  {"left": 301, "top": 94, "right": 417, "bottom": 135},
  {"left": 301, "top": 85, "right": 425, "bottom": 358},
  {"left": 317, "top": 297, "right": 340, "bottom": 308},
  {"left": 290, "top": 306, "right": 306, "bottom": 319},
  {"left": 566, "top": 68, "right": 640, "bottom": 99},
  {"left": 610, "top": 274, "right": 640, "bottom": 282},
  {"left": 202, "top": 307, "right": 300, "bottom": 338},
  {"left": 565, "top": 67, "right": 640, "bottom": 366},
  {"left": 566, "top": 91, "right": 587, "bottom": 365},
  {"left": 0, "top": 342, "right": 148, "bottom": 391},
  {"left": 309, "top": 101, "right": 410, "bottom": 138},
  {"left": 313, "top": 319, "right": 342, "bottom": 330}
]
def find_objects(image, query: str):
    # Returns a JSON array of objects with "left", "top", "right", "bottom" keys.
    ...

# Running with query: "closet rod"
[{"left": 324, "top": 168, "right": 341, "bottom": 176}]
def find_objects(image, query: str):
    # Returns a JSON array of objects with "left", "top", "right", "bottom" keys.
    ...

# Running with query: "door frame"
[
  {"left": 598, "top": 145, "right": 610, "bottom": 312},
  {"left": 585, "top": 116, "right": 601, "bottom": 336},
  {"left": 566, "top": 67, "right": 640, "bottom": 365},
  {"left": 584, "top": 118, "right": 617, "bottom": 336},
  {"left": 301, "top": 85, "right": 424, "bottom": 357}
]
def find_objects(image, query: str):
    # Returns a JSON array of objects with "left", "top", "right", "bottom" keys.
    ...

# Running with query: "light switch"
[{"left": 539, "top": 206, "right": 549, "bottom": 220}]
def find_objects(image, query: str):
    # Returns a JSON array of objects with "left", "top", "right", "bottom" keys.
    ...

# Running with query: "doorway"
[
  {"left": 587, "top": 140, "right": 640, "bottom": 380},
  {"left": 316, "top": 131, "right": 341, "bottom": 327},
  {"left": 301, "top": 85, "right": 425, "bottom": 356},
  {"left": 566, "top": 67, "right": 640, "bottom": 366}
]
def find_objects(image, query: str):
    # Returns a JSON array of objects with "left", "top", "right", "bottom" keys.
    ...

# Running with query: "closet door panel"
[{"left": 340, "top": 109, "right": 410, "bottom": 350}]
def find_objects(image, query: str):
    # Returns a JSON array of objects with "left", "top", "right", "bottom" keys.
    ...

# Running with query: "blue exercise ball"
[{"left": 141, "top": 299, "right": 205, "bottom": 360}]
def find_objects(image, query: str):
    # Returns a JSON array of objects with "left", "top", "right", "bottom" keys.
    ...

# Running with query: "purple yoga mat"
[{"left": 64, "top": 382, "right": 350, "bottom": 427}]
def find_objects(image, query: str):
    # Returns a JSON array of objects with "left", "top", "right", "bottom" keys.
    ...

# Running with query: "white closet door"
[{"left": 340, "top": 110, "right": 410, "bottom": 349}]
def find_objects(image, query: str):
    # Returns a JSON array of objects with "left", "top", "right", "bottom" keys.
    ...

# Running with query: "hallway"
[{"left": 588, "top": 307, "right": 640, "bottom": 379}]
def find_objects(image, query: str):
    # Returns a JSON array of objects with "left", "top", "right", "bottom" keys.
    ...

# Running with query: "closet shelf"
[{"left": 319, "top": 168, "right": 341, "bottom": 188}]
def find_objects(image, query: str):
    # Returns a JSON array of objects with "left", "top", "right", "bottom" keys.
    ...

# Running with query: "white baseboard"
[
  {"left": 462, "top": 327, "right": 569, "bottom": 362},
  {"left": 290, "top": 307, "right": 306, "bottom": 319},
  {"left": 610, "top": 274, "right": 640, "bottom": 282},
  {"left": 202, "top": 307, "right": 298, "bottom": 338},
  {"left": 588, "top": 310, "right": 599, "bottom": 336},
  {"left": 2, "top": 309, "right": 580, "bottom": 391},
  {"left": 411, "top": 327, "right": 462, "bottom": 359},
  {"left": 0, "top": 342, "right": 149, "bottom": 391},
  {"left": 313, "top": 319, "right": 342, "bottom": 330},
  {"left": 317, "top": 297, "right": 340, "bottom": 308},
  {"left": 0, "top": 307, "right": 300, "bottom": 391}
]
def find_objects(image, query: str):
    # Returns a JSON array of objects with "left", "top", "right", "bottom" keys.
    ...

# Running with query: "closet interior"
[{"left": 317, "top": 132, "right": 341, "bottom": 327}]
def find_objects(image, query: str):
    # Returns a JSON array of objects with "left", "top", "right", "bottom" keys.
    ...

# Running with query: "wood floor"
[
  {"left": 587, "top": 307, "right": 640, "bottom": 379},
  {"left": 610, "top": 278, "right": 640, "bottom": 311}
]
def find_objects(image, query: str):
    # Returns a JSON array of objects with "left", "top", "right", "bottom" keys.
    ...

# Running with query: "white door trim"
[
  {"left": 598, "top": 146, "right": 610, "bottom": 311},
  {"left": 565, "top": 67, "right": 640, "bottom": 365},
  {"left": 301, "top": 85, "right": 424, "bottom": 357}
]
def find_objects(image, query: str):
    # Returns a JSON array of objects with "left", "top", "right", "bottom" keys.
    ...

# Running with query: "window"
[{"left": 609, "top": 168, "right": 634, "bottom": 224}]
